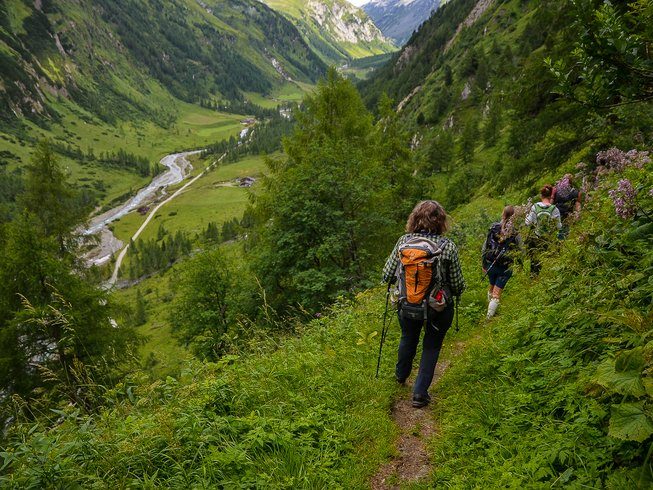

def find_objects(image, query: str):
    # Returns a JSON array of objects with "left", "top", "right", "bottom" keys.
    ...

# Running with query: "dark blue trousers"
[{"left": 395, "top": 304, "right": 454, "bottom": 396}]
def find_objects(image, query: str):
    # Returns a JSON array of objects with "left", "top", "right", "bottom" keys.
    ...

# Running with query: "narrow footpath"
[{"left": 371, "top": 340, "right": 467, "bottom": 489}]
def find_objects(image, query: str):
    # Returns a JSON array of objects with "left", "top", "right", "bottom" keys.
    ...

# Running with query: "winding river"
[
  {"left": 84, "top": 126, "right": 252, "bottom": 285},
  {"left": 83, "top": 150, "right": 200, "bottom": 269}
]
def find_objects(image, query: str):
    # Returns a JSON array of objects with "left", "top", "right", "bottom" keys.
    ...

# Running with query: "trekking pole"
[
  {"left": 455, "top": 296, "right": 459, "bottom": 332},
  {"left": 375, "top": 282, "right": 392, "bottom": 379},
  {"left": 482, "top": 249, "right": 506, "bottom": 280}
]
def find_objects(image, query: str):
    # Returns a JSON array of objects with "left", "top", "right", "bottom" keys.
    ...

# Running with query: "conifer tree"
[
  {"left": 134, "top": 289, "right": 147, "bottom": 326},
  {"left": 427, "top": 131, "right": 455, "bottom": 173},
  {"left": 483, "top": 102, "right": 502, "bottom": 147},
  {"left": 459, "top": 117, "right": 479, "bottom": 164},
  {"left": 0, "top": 141, "right": 136, "bottom": 415},
  {"left": 250, "top": 69, "right": 399, "bottom": 312},
  {"left": 171, "top": 250, "right": 231, "bottom": 360}
]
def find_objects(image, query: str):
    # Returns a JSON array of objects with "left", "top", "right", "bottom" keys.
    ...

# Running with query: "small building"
[{"left": 237, "top": 177, "right": 256, "bottom": 188}]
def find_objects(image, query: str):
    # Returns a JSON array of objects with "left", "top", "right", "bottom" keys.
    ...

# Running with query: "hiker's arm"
[
  {"left": 448, "top": 242, "right": 466, "bottom": 296},
  {"left": 525, "top": 206, "right": 536, "bottom": 226},
  {"left": 553, "top": 207, "right": 562, "bottom": 229},
  {"left": 575, "top": 191, "right": 582, "bottom": 213},
  {"left": 481, "top": 236, "right": 487, "bottom": 266},
  {"left": 382, "top": 237, "right": 403, "bottom": 283}
]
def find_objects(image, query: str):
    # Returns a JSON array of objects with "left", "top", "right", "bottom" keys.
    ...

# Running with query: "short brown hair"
[
  {"left": 406, "top": 200, "right": 449, "bottom": 234},
  {"left": 541, "top": 185, "right": 554, "bottom": 198}
]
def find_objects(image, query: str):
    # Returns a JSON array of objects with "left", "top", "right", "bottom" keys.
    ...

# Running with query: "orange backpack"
[{"left": 395, "top": 236, "right": 447, "bottom": 320}]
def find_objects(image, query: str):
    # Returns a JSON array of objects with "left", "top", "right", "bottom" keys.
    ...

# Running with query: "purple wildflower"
[
  {"left": 608, "top": 179, "right": 637, "bottom": 219},
  {"left": 596, "top": 148, "right": 628, "bottom": 172},
  {"left": 625, "top": 149, "right": 651, "bottom": 169},
  {"left": 596, "top": 148, "right": 651, "bottom": 173}
]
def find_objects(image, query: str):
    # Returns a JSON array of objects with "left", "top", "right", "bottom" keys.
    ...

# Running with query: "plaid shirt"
[{"left": 382, "top": 232, "right": 466, "bottom": 297}]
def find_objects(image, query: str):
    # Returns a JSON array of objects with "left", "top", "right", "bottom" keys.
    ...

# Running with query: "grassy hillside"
[
  {"left": 0, "top": 0, "right": 321, "bottom": 206},
  {"left": 0, "top": 289, "right": 399, "bottom": 488},
  {"left": 0, "top": 0, "right": 324, "bottom": 124},
  {"left": 360, "top": 0, "right": 653, "bottom": 210},
  {"left": 2, "top": 1, "right": 652, "bottom": 487},
  {"left": 4, "top": 151, "right": 650, "bottom": 486}
]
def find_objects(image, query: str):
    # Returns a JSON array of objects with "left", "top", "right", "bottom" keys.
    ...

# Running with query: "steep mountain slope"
[
  {"left": 360, "top": 0, "right": 653, "bottom": 208},
  {"left": 0, "top": 0, "right": 324, "bottom": 129},
  {"left": 261, "top": 0, "right": 396, "bottom": 63},
  {"left": 363, "top": 0, "right": 445, "bottom": 45}
]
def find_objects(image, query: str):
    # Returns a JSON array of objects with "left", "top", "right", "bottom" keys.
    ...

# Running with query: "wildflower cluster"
[
  {"left": 595, "top": 148, "right": 651, "bottom": 173},
  {"left": 608, "top": 179, "right": 637, "bottom": 219}
]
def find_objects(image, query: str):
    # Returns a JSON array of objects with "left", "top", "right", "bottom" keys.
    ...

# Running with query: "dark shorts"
[{"left": 487, "top": 264, "right": 512, "bottom": 289}]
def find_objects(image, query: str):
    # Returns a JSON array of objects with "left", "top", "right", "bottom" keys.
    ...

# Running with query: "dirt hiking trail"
[{"left": 371, "top": 340, "right": 467, "bottom": 489}]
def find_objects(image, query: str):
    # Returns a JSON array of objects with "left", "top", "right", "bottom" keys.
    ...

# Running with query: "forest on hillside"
[{"left": 0, "top": 0, "right": 652, "bottom": 487}]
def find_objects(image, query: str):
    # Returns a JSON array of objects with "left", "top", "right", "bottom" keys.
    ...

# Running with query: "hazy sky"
[{"left": 348, "top": 0, "right": 367, "bottom": 6}]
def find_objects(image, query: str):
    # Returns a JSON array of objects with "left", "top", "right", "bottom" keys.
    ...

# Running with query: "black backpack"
[
  {"left": 554, "top": 187, "right": 579, "bottom": 220},
  {"left": 483, "top": 223, "right": 515, "bottom": 267}
]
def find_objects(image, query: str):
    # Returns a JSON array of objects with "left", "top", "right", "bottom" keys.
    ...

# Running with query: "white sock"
[
  {"left": 487, "top": 291, "right": 492, "bottom": 303},
  {"left": 487, "top": 298, "right": 500, "bottom": 319}
]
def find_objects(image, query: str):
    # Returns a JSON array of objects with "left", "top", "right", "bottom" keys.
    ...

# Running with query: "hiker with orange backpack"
[
  {"left": 382, "top": 200, "right": 466, "bottom": 408},
  {"left": 482, "top": 205, "right": 522, "bottom": 319}
]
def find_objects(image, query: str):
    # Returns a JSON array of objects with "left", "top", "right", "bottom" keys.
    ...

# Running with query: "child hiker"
[{"left": 482, "top": 205, "right": 522, "bottom": 319}]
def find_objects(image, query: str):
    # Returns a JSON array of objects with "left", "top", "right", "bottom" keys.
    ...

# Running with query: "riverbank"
[{"left": 82, "top": 150, "right": 202, "bottom": 271}]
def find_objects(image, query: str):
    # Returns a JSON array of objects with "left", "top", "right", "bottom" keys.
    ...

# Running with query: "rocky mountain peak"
[{"left": 308, "top": 0, "right": 388, "bottom": 44}]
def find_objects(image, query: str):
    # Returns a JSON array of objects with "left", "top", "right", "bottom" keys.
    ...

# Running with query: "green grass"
[
  {"left": 111, "top": 154, "right": 269, "bottom": 244},
  {"left": 4, "top": 0, "right": 31, "bottom": 35},
  {"left": 117, "top": 272, "right": 191, "bottom": 377},
  {"left": 245, "top": 82, "right": 312, "bottom": 108},
  {"left": 1, "top": 289, "right": 399, "bottom": 488},
  {"left": 1, "top": 97, "right": 246, "bottom": 207}
]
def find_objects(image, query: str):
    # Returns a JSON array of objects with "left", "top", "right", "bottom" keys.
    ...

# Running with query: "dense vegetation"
[
  {"left": 429, "top": 149, "right": 653, "bottom": 487},
  {"left": 0, "top": 143, "right": 137, "bottom": 423},
  {"left": 1, "top": 0, "right": 653, "bottom": 487},
  {"left": 248, "top": 70, "right": 418, "bottom": 312},
  {"left": 124, "top": 227, "right": 193, "bottom": 280},
  {"left": 202, "top": 111, "right": 296, "bottom": 163},
  {"left": 361, "top": 0, "right": 653, "bottom": 209}
]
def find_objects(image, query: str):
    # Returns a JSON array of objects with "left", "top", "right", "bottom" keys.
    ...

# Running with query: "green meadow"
[
  {"left": 245, "top": 81, "right": 311, "bottom": 108},
  {"left": 2, "top": 98, "right": 247, "bottom": 207},
  {"left": 110, "top": 154, "right": 269, "bottom": 244}
]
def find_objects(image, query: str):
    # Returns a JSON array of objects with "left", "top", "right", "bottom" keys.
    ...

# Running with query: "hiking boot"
[{"left": 412, "top": 393, "right": 431, "bottom": 408}]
